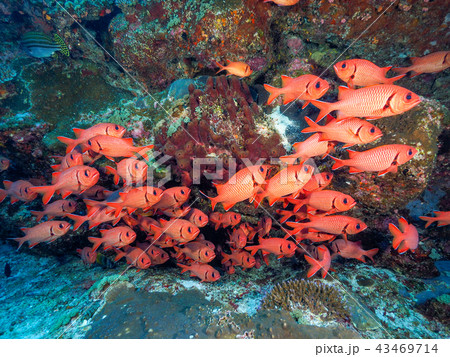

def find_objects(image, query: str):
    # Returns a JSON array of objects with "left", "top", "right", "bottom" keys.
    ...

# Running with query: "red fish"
[
  {"left": 177, "top": 262, "right": 220, "bottom": 282},
  {"left": 263, "top": 0, "right": 300, "bottom": 6},
  {"left": 280, "top": 134, "right": 335, "bottom": 165},
  {"left": 31, "top": 166, "right": 99, "bottom": 204},
  {"left": 174, "top": 242, "right": 215, "bottom": 263},
  {"left": 215, "top": 60, "right": 252, "bottom": 78},
  {"left": 294, "top": 231, "right": 336, "bottom": 244},
  {"left": 77, "top": 247, "right": 97, "bottom": 266},
  {"left": 419, "top": 211, "right": 450, "bottom": 228},
  {"left": 254, "top": 164, "right": 314, "bottom": 207},
  {"left": 209, "top": 212, "right": 242, "bottom": 230},
  {"left": 9, "top": 221, "right": 71, "bottom": 250},
  {"left": 0, "top": 180, "right": 38, "bottom": 204},
  {"left": 290, "top": 190, "right": 356, "bottom": 214},
  {"left": 245, "top": 237, "right": 297, "bottom": 265},
  {"left": 247, "top": 217, "right": 272, "bottom": 241},
  {"left": 301, "top": 115, "right": 383, "bottom": 148},
  {"left": 159, "top": 205, "right": 191, "bottom": 218},
  {"left": 88, "top": 226, "right": 136, "bottom": 252},
  {"left": 389, "top": 217, "right": 419, "bottom": 254},
  {"left": 114, "top": 246, "right": 152, "bottom": 271},
  {"left": 105, "top": 158, "right": 148, "bottom": 186},
  {"left": 393, "top": 51, "right": 450, "bottom": 77},
  {"left": 276, "top": 209, "right": 307, "bottom": 224},
  {"left": 136, "top": 242, "right": 170, "bottom": 265},
  {"left": 51, "top": 152, "right": 84, "bottom": 172},
  {"left": 311, "top": 85, "right": 421, "bottom": 121},
  {"left": 30, "top": 199, "right": 77, "bottom": 222},
  {"left": 330, "top": 144, "right": 417, "bottom": 176},
  {"left": 221, "top": 249, "right": 256, "bottom": 270},
  {"left": 304, "top": 245, "right": 332, "bottom": 278},
  {"left": 193, "top": 234, "right": 216, "bottom": 251},
  {"left": 264, "top": 74, "right": 329, "bottom": 107},
  {"left": 228, "top": 226, "right": 248, "bottom": 249},
  {"left": 84, "top": 135, "right": 154, "bottom": 159},
  {"left": 0, "top": 156, "right": 10, "bottom": 172},
  {"left": 334, "top": 59, "right": 405, "bottom": 88},
  {"left": 301, "top": 172, "right": 333, "bottom": 193},
  {"left": 331, "top": 239, "right": 378, "bottom": 262},
  {"left": 67, "top": 207, "right": 125, "bottom": 230},
  {"left": 152, "top": 218, "right": 200, "bottom": 243},
  {"left": 286, "top": 215, "right": 367, "bottom": 240},
  {"left": 57, "top": 123, "right": 126, "bottom": 153},
  {"left": 138, "top": 216, "right": 160, "bottom": 235},
  {"left": 153, "top": 187, "right": 191, "bottom": 210},
  {"left": 185, "top": 208, "right": 209, "bottom": 227},
  {"left": 79, "top": 185, "right": 112, "bottom": 200},
  {"left": 106, "top": 186, "right": 163, "bottom": 217},
  {"left": 202, "top": 165, "right": 271, "bottom": 211}
]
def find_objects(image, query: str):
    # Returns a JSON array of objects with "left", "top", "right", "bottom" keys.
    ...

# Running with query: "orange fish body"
[
  {"left": 115, "top": 246, "right": 152, "bottom": 270},
  {"left": 209, "top": 212, "right": 241, "bottom": 230},
  {"left": 106, "top": 186, "right": 163, "bottom": 217},
  {"left": 276, "top": 209, "right": 307, "bottom": 224},
  {"left": 419, "top": 211, "right": 450, "bottom": 228},
  {"left": 88, "top": 226, "right": 136, "bottom": 252},
  {"left": 393, "top": 51, "right": 450, "bottom": 77},
  {"left": 292, "top": 190, "right": 356, "bottom": 214},
  {"left": 286, "top": 215, "right": 367, "bottom": 240},
  {"left": 51, "top": 151, "right": 84, "bottom": 172},
  {"left": 334, "top": 59, "right": 405, "bottom": 88},
  {"left": 280, "top": 134, "right": 335, "bottom": 165},
  {"left": 311, "top": 85, "right": 421, "bottom": 121},
  {"left": 57, "top": 123, "right": 126, "bottom": 153},
  {"left": 79, "top": 185, "right": 112, "bottom": 200},
  {"left": 294, "top": 231, "right": 336, "bottom": 244},
  {"left": 202, "top": 165, "right": 271, "bottom": 211},
  {"left": 106, "top": 158, "right": 148, "bottom": 186},
  {"left": 301, "top": 172, "right": 333, "bottom": 194},
  {"left": 330, "top": 144, "right": 417, "bottom": 176},
  {"left": 153, "top": 186, "right": 191, "bottom": 210},
  {"left": 263, "top": 0, "right": 300, "bottom": 5},
  {"left": 85, "top": 135, "right": 154, "bottom": 159},
  {"left": 31, "top": 166, "right": 100, "bottom": 204},
  {"left": 255, "top": 164, "right": 313, "bottom": 206},
  {"left": 174, "top": 242, "right": 215, "bottom": 263},
  {"left": 30, "top": 199, "right": 76, "bottom": 222},
  {"left": 152, "top": 218, "right": 200, "bottom": 243},
  {"left": 331, "top": 239, "right": 378, "bottom": 262},
  {"left": 138, "top": 216, "right": 160, "bottom": 234},
  {"left": 264, "top": 74, "right": 329, "bottom": 106},
  {"left": 193, "top": 234, "right": 216, "bottom": 251},
  {"left": 389, "top": 217, "right": 419, "bottom": 253},
  {"left": 221, "top": 249, "right": 256, "bottom": 269},
  {"left": 10, "top": 221, "right": 71, "bottom": 250},
  {"left": 247, "top": 217, "right": 272, "bottom": 240},
  {"left": 77, "top": 247, "right": 97, "bottom": 266},
  {"left": 301, "top": 115, "right": 383, "bottom": 148},
  {"left": 245, "top": 237, "right": 297, "bottom": 260},
  {"left": 216, "top": 60, "right": 252, "bottom": 78},
  {"left": 304, "top": 245, "right": 331, "bottom": 278},
  {"left": 186, "top": 208, "right": 209, "bottom": 227},
  {"left": 67, "top": 207, "right": 125, "bottom": 230},
  {"left": 228, "top": 226, "right": 248, "bottom": 249},
  {"left": 158, "top": 205, "right": 191, "bottom": 218},
  {"left": 136, "top": 242, "right": 170, "bottom": 266},
  {"left": 177, "top": 262, "right": 220, "bottom": 282},
  {"left": 0, "top": 156, "right": 10, "bottom": 172},
  {"left": 0, "top": 180, "right": 38, "bottom": 204}
]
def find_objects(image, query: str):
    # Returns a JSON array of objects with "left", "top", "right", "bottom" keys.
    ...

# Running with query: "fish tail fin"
[
  {"left": 57, "top": 136, "right": 77, "bottom": 153},
  {"left": 54, "top": 33, "right": 70, "bottom": 56},
  {"left": 150, "top": 224, "right": 163, "bottom": 240},
  {"left": 30, "top": 210, "right": 44, "bottom": 222},
  {"left": 391, "top": 66, "right": 411, "bottom": 75},
  {"left": 301, "top": 116, "right": 321, "bottom": 133},
  {"left": 199, "top": 190, "right": 218, "bottom": 211},
  {"left": 134, "top": 144, "right": 154, "bottom": 158},
  {"left": 30, "top": 185, "right": 55, "bottom": 205},
  {"left": 105, "top": 166, "right": 120, "bottom": 185},
  {"left": 215, "top": 61, "right": 225, "bottom": 74},
  {"left": 310, "top": 100, "right": 333, "bottom": 122},
  {"left": 114, "top": 249, "right": 126, "bottom": 262},
  {"left": 9, "top": 237, "right": 28, "bottom": 250},
  {"left": 385, "top": 73, "right": 406, "bottom": 84},
  {"left": 388, "top": 223, "right": 404, "bottom": 249},
  {"left": 329, "top": 156, "right": 345, "bottom": 170},
  {"left": 263, "top": 84, "right": 281, "bottom": 105},
  {"left": 419, "top": 216, "right": 436, "bottom": 228},
  {"left": 0, "top": 189, "right": 7, "bottom": 203},
  {"left": 176, "top": 263, "right": 190, "bottom": 274},
  {"left": 221, "top": 252, "right": 231, "bottom": 264},
  {"left": 66, "top": 213, "right": 87, "bottom": 231},
  {"left": 304, "top": 255, "right": 321, "bottom": 278},
  {"left": 88, "top": 237, "right": 102, "bottom": 252},
  {"left": 244, "top": 245, "right": 259, "bottom": 256},
  {"left": 365, "top": 248, "right": 379, "bottom": 262},
  {"left": 106, "top": 202, "right": 123, "bottom": 218}
]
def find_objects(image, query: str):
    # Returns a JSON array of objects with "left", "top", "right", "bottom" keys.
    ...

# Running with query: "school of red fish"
[{"left": 0, "top": 50, "right": 448, "bottom": 282}]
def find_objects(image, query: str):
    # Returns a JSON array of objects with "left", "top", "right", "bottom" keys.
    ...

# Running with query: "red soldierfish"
[
  {"left": 106, "top": 186, "right": 163, "bottom": 217},
  {"left": 84, "top": 135, "right": 154, "bottom": 159},
  {"left": 105, "top": 158, "right": 148, "bottom": 186},
  {"left": 393, "top": 51, "right": 450, "bottom": 77},
  {"left": 177, "top": 262, "right": 220, "bottom": 282},
  {"left": 263, "top": 0, "right": 301, "bottom": 6},
  {"left": 331, "top": 239, "right": 378, "bottom": 262},
  {"left": 419, "top": 211, "right": 450, "bottom": 228},
  {"left": 304, "top": 245, "right": 332, "bottom": 278},
  {"left": 77, "top": 247, "right": 97, "bottom": 266},
  {"left": 389, "top": 217, "right": 419, "bottom": 254},
  {"left": 10, "top": 221, "right": 71, "bottom": 250},
  {"left": 57, "top": 123, "right": 126, "bottom": 153},
  {"left": 67, "top": 207, "right": 126, "bottom": 230},
  {"left": 301, "top": 172, "right": 333, "bottom": 193},
  {"left": 202, "top": 165, "right": 271, "bottom": 211},
  {"left": 174, "top": 242, "right": 216, "bottom": 263},
  {"left": 114, "top": 246, "right": 152, "bottom": 271},
  {"left": 185, "top": 208, "right": 209, "bottom": 227},
  {"left": 221, "top": 249, "right": 256, "bottom": 270},
  {"left": 334, "top": 59, "right": 405, "bottom": 88},
  {"left": 228, "top": 226, "right": 248, "bottom": 249},
  {"left": 152, "top": 218, "right": 200, "bottom": 243},
  {"left": 245, "top": 237, "right": 297, "bottom": 264},
  {"left": 280, "top": 134, "right": 335, "bottom": 165},
  {"left": 0, "top": 180, "right": 38, "bottom": 204},
  {"left": 294, "top": 231, "right": 336, "bottom": 244},
  {"left": 330, "top": 144, "right": 417, "bottom": 176},
  {"left": 290, "top": 190, "right": 356, "bottom": 214},
  {"left": 0, "top": 156, "right": 10, "bottom": 172},
  {"left": 311, "top": 85, "right": 421, "bottom": 121},
  {"left": 31, "top": 166, "right": 99, "bottom": 204},
  {"left": 88, "top": 226, "right": 136, "bottom": 252},
  {"left": 136, "top": 242, "right": 170, "bottom": 266},
  {"left": 51, "top": 151, "right": 83, "bottom": 172},
  {"left": 209, "top": 212, "right": 242, "bottom": 230},
  {"left": 215, "top": 60, "right": 252, "bottom": 78},
  {"left": 301, "top": 115, "right": 383, "bottom": 148},
  {"left": 153, "top": 187, "right": 191, "bottom": 210},
  {"left": 30, "top": 199, "right": 77, "bottom": 222},
  {"left": 264, "top": 74, "right": 329, "bottom": 107}
]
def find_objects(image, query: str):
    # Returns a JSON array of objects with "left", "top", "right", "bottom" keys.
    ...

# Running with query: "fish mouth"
[{"left": 348, "top": 201, "right": 357, "bottom": 209}]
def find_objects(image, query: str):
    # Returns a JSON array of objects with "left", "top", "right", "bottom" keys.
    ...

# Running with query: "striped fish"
[{"left": 20, "top": 32, "right": 70, "bottom": 58}]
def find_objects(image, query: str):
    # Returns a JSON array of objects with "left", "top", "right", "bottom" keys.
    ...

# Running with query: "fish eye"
[
  {"left": 341, "top": 63, "right": 346, "bottom": 68},
  {"left": 370, "top": 127, "right": 375, "bottom": 134},
  {"left": 356, "top": 224, "right": 361, "bottom": 230},
  {"left": 24, "top": 187, "right": 29, "bottom": 193},
  {"left": 326, "top": 174, "right": 330, "bottom": 180},
  {"left": 115, "top": 125, "right": 119, "bottom": 130},
  {"left": 68, "top": 202, "right": 72, "bottom": 207},
  {"left": 153, "top": 189, "right": 157, "bottom": 195},
  {"left": 70, "top": 154, "right": 74, "bottom": 160},
  {"left": 259, "top": 166, "right": 264, "bottom": 172},
  {"left": 135, "top": 163, "right": 139, "bottom": 169},
  {"left": 211, "top": 272, "right": 216, "bottom": 278},
  {"left": 84, "top": 170, "right": 90, "bottom": 177},
  {"left": 126, "top": 232, "right": 129, "bottom": 237},
  {"left": 87, "top": 140, "right": 91, "bottom": 146},
  {"left": 205, "top": 251, "right": 209, "bottom": 256},
  {"left": 246, "top": 257, "right": 250, "bottom": 262},
  {"left": 315, "top": 82, "right": 320, "bottom": 89},
  {"left": 343, "top": 198, "right": 348, "bottom": 204},
  {"left": 198, "top": 216, "right": 202, "bottom": 221},
  {"left": 188, "top": 227, "right": 192, "bottom": 233},
  {"left": 406, "top": 93, "right": 412, "bottom": 100},
  {"left": 304, "top": 166, "right": 309, "bottom": 172},
  {"left": 408, "top": 149, "right": 413, "bottom": 155},
  {"left": 181, "top": 189, "right": 185, "bottom": 195},
  {"left": 234, "top": 215, "right": 237, "bottom": 220},
  {"left": 287, "top": 244, "right": 292, "bottom": 249},
  {"left": 59, "top": 223, "right": 64, "bottom": 229}
]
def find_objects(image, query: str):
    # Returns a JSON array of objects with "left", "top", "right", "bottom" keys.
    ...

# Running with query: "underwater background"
[{"left": 0, "top": 0, "right": 449, "bottom": 339}]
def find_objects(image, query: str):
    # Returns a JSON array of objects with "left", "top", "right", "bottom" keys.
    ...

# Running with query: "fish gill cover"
[{"left": 0, "top": 0, "right": 449, "bottom": 341}]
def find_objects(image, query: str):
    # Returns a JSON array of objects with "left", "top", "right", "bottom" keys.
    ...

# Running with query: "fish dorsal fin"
[
  {"left": 20, "top": 227, "right": 30, "bottom": 233},
  {"left": 382, "top": 66, "right": 392, "bottom": 75},
  {"left": 159, "top": 218, "right": 168, "bottom": 225},
  {"left": 72, "top": 128, "right": 84, "bottom": 137},
  {"left": 281, "top": 75, "right": 293, "bottom": 87},
  {"left": 212, "top": 182, "right": 224, "bottom": 194},
  {"left": 52, "top": 171, "right": 61, "bottom": 180},
  {"left": 3, "top": 180, "right": 12, "bottom": 190},
  {"left": 410, "top": 57, "right": 418, "bottom": 64},
  {"left": 346, "top": 149, "right": 358, "bottom": 159},
  {"left": 118, "top": 192, "right": 127, "bottom": 200},
  {"left": 324, "top": 114, "right": 336, "bottom": 125},
  {"left": 99, "top": 229, "right": 108, "bottom": 234},
  {"left": 337, "top": 86, "right": 354, "bottom": 101},
  {"left": 123, "top": 138, "right": 134, "bottom": 145},
  {"left": 398, "top": 217, "right": 408, "bottom": 231}
]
